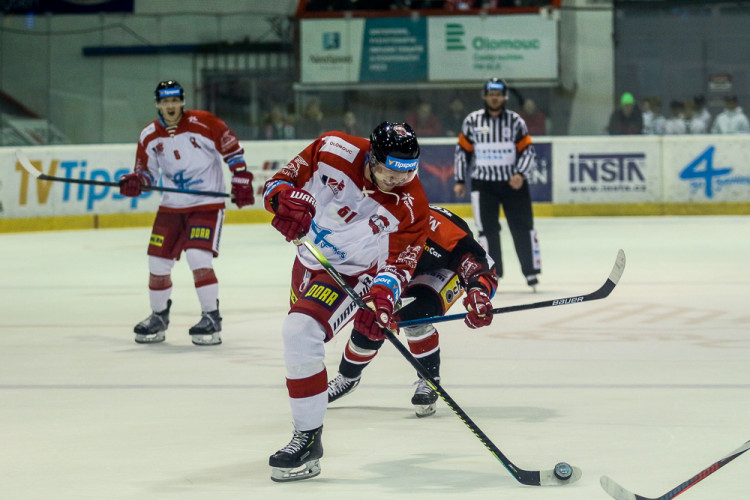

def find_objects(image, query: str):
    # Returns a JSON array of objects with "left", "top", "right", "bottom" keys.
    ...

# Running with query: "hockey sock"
[
  {"left": 193, "top": 268, "right": 219, "bottom": 312},
  {"left": 405, "top": 325, "right": 441, "bottom": 379},
  {"left": 287, "top": 369, "right": 328, "bottom": 431},
  {"left": 339, "top": 329, "right": 384, "bottom": 379},
  {"left": 148, "top": 273, "right": 172, "bottom": 312}
]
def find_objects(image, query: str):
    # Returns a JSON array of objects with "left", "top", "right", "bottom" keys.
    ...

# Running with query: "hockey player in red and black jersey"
[
  {"left": 327, "top": 204, "right": 498, "bottom": 417},
  {"left": 118, "top": 80, "right": 255, "bottom": 347},
  {"left": 263, "top": 122, "right": 430, "bottom": 482}
]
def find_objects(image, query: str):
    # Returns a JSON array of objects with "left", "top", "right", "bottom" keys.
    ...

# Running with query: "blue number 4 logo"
[{"left": 679, "top": 146, "right": 732, "bottom": 198}]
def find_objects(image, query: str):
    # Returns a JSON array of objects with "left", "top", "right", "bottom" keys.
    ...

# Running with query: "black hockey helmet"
[
  {"left": 483, "top": 78, "right": 508, "bottom": 96},
  {"left": 369, "top": 121, "right": 420, "bottom": 163},
  {"left": 368, "top": 122, "right": 420, "bottom": 188},
  {"left": 154, "top": 80, "right": 185, "bottom": 102}
]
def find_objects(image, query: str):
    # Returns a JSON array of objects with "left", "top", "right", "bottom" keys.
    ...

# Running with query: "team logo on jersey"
[
  {"left": 401, "top": 192, "right": 416, "bottom": 223},
  {"left": 190, "top": 137, "right": 201, "bottom": 149},
  {"left": 302, "top": 282, "right": 343, "bottom": 309},
  {"left": 368, "top": 215, "right": 390, "bottom": 235},
  {"left": 323, "top": 175, "right": 345, "bottom": 195},
  {"left": 396, "top": 244, "right": 421, "bottom": 268},
  {"left": 152, "top": 142, "right": 165, "bottom": 156},
  {"left": 189, "top": 226, "right": 212, "bottom": 241},
  {"left": 458, "top": 258, "right": 480, "bottom": 280},
  {"left": 280, "top": 155, "right": 307, "bottom": 179}
]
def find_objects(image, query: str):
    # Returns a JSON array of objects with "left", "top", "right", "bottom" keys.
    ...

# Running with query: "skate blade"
[
  {"left": 414, "top": 403, "right": 436, "bottom": 418},
  {"left": 191, "top": 334, "right": 222, "bottom": 346},
  {"left": 270, "top": 459, "right": 321, "bottom": 482},
  {"left": 134, "top": 332, "right": 165, "bottom": 344}
]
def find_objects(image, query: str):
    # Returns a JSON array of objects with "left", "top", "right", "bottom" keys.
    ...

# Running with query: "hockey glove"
[
  {"left": 463, "top": 286, "right": 493, "bottom": 329},
  {"left": 230, "top": 169, "right": 255, "bottom": 208},
  {"left": 271, "top": 188, "right": 316, "bottom": 242},
  {"left": 354, "top": 284, "right": 396, "bottom": 341},
  {"left": 118, "top": 172, "right": 150, "bottom": 197}
]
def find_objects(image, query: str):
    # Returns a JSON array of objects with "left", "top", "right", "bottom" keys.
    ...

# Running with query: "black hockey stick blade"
[
  {"left": 600, "top": 440, "right": 750, "bottom": 500},
  {"left": 15, "top": 149, "right": 229, "bottom": 197},
  {"left": 398, "top": 248, "right": 626, "bottom": 328},
  {"left": 298, "top": 236, "right": 582, "bottom": 487}
]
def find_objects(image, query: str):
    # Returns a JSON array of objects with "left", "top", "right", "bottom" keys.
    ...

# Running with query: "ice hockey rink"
[{"left": 1, "top": 215, "right": 748, "bottom": 500}]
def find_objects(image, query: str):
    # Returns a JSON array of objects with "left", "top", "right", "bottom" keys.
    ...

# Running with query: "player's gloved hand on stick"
[
  {"left": 118, "top": 172, "right": 150, "bottom": 197},
  {"left": 230, "top": 169, "right": 255, "bottom": 208},
  {"left": 463, "top": 286, "right": 493, "bottom": 329},
  {"left": 354, "top": 284, "right": 396, "bottom": 341},
  {"left": 271, "top": 188, "right": 316, "bottom": 242}
]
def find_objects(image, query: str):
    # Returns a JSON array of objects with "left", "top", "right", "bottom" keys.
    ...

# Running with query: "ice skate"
[
  {"left": 134, "top": 299, "right": 171, "bottom": 344},
  {"left": 327, "top": 374, "right": 361, "bottom": 403},
  {"left": 269, "top": 426, "right": 323, "bottom": 482},
  {"left": 189, "top": 301, "right": 222, "bottom": 346},
  {"left": 527, "top": 275, "right": 539, "bottom": 293},
  {"left": 411, "top": 377, "right": 439, "bottom": 417}
]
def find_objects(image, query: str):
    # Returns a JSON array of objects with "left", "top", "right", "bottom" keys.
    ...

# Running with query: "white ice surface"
[{"left": 1, "top": 216, "right": 749, "bottom": 500}]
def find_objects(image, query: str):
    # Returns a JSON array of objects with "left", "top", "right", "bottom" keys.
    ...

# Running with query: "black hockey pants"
[{"left": 470, "top": 178, "right": 540, "bottom": 280}]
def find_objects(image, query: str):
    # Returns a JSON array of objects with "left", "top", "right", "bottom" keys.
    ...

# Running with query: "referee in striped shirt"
[{"left": 453, "top": 78, "right": 541, "bottom": 290}]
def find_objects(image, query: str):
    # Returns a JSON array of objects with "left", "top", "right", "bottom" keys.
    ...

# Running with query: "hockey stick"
[
  {"left": 298, "top": 236, "right": 582, "bottom": 487},
  {"left": 15, "top": 149, "right": 229, "bottom": 197},
  {"left": 600, "top": 440, "right": 750, "bottom": 500},
  {"left": 397, "top": 249, "right": 626, "bottom": 328}
]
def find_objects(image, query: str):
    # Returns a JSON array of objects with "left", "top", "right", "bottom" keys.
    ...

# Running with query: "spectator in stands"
[
  {"left": 341, "top": 110, "right": 360, "bottom": 136},
  {"left": 260, "top": 105, "right": 295, "bottom": 140},
  {"left": 406, "top": 100, "right": 443, "bottom": 137},
  {"left": 297, "top": 99, "right": 328, "bottom": 139},
  {"left": 441, "top": 96, "right": 466, "bottom": 137},
  {"left": 683, "top": 99, "right": 707, "bottom": 134},
  {"left": 607, "top": 92, "right": 643, "bottom": 135},
  {"left": 693, "top": 94, "right": 712, "bottom": 130},
  {"left": 710, "top": 95, "right": 750, "bottom": 134},
  {"left": 663, "top": 100, "right": 686, "bottom": 135},
  {"left": 518, "top": 98, "right": 548, "bottom": 135}
]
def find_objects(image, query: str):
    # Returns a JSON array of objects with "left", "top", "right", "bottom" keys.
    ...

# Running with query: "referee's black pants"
[{"left": 470, "top": 178, "right": 540, "bottom": 281}]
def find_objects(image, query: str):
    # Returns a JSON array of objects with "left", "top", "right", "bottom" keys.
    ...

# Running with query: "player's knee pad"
[
  {"left": 148, "top": 255, "right": 175, "bottom": 276},
  {"left": 282, "top": 312, "right": 326, "bottom": 378},
  {"left": 350, "top": 329, "right": 385, "bottom": 350},
  {"left": 404, "top": 323, "right": 437, "bottom": 340},
  {"left": 185, "top": 248, "right": 213, "bottom": 271}
]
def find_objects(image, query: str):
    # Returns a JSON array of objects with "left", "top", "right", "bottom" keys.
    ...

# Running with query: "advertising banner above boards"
[
  {"left": 300, "top": 14, "right": 558, "bottom": 84},
  {"left": 1, "top": 135, "right": 749, "bottom": 223}
]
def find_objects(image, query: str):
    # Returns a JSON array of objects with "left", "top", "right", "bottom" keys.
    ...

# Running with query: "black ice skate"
[
  {"left": 134, "top": 299, "right": 171, "bottom": 344},
  {"left": 189, "top": 300, "right": 221, "bottom": 346},
  {"left": 411, "top": 377, "right": 439, "bottom": 417},
  {"left": 269, "top": 426, "right": 323, "bottom": 482},
  {"left": 327, "top": 374, "right": 361, "bottom": 403},
  {"left": 527, "top": 275, "right": 539, "bottom": 293}
]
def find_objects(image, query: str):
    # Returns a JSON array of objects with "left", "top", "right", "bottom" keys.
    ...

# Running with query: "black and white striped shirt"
[{"left": 454, "top": 108, "right": 537, "bottom": 183}]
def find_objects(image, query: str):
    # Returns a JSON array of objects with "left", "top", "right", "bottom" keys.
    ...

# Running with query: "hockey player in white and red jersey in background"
[
  {"left": 263, "top": 122, "right": 430, "bottom": 482},
  {"left": 118, "top": 80, "right": 255, "bottom": 346},
  {"left": 328, "top": 204, "right": 497, "bottom": 417}
]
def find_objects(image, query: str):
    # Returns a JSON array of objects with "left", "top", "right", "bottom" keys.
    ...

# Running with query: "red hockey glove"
[
  {"left": 118, "top": 172, "right": 150, "bottom": 197},
  {"left": 230, "top": 169, "right": 255, "bottom": 208},
  {"left": 463, "top": 286, "right": 493, "bottom": 329},
  {"left": 271, "top": 188, "right": 316, "bottom": 242},
  {"left": 354, "top": 284, "right": 396, "bottom": 341}
]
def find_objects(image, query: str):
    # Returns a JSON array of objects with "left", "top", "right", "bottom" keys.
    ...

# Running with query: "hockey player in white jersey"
[
  {"left": 118, "top": 80, "right": 255, "bottom": 346},
  {"left": 263, "top": 122, "right": 430, "bottom": 482}
]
